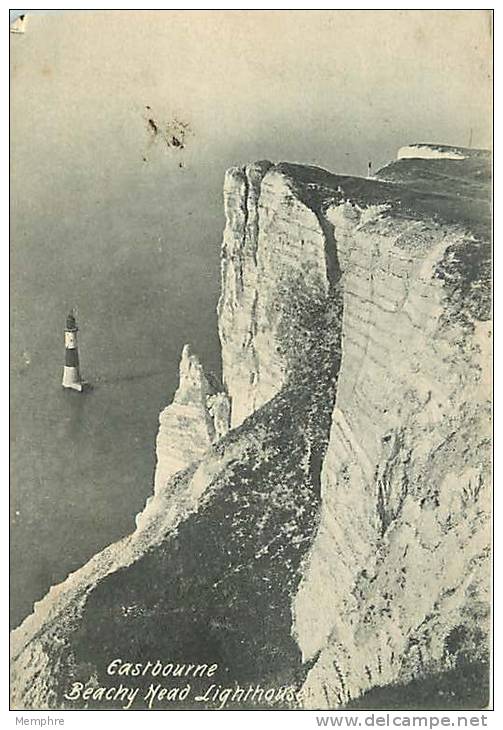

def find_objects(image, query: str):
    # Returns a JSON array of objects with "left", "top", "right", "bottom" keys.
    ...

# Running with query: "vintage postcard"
[{"left": 9, "top": 9, "right": 492, "bottom": 713}]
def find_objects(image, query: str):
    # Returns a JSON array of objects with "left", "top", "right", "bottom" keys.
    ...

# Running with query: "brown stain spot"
[
  {"left": 143, "top": 107, "right": 193, "bottom": 155},
  {"left": 41, "top": 65, "right": 52, "bottom": 78}
]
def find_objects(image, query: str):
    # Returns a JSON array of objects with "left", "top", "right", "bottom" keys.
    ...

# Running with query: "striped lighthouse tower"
[{"left": 62, "top": 311, "right": 84, "bottom": 392}]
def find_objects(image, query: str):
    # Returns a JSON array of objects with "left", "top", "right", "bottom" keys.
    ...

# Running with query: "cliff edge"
[{"left": 10, "top": 145, "right": 491, "bottom": 710}]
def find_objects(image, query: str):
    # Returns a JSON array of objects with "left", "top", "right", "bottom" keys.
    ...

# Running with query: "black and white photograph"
[{"left": 9, "top": 8, "right": 493, "bottom": 715}]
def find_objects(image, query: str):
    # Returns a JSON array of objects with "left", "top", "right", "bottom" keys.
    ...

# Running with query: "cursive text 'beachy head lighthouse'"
[{"left": 62, "top": 311, "right": 84, "bottom": 392}]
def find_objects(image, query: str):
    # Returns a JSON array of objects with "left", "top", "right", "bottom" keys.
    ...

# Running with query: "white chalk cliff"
[
  {"left": 10, "top": 146, "right": 491, "bottom": 710},
  {"left": 153, "top": 344, "right": 230, "bottom": 494}
]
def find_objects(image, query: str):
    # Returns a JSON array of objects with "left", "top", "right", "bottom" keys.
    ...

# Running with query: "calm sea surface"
[{"left": 10, "top": 174, "right": 224, "bottom": 629}]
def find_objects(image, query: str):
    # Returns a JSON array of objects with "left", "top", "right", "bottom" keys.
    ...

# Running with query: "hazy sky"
[{"left": 11, "top": 11, "right": 492, "bottom": 175}]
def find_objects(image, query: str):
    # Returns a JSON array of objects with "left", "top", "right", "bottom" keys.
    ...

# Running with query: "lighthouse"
[{"left": 62, "top": 312, "right": 84, "bottom": 392}]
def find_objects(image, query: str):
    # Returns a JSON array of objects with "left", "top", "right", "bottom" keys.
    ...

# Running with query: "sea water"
[{"left": 10, "top": 184, "right": 223, "bottom": 628}]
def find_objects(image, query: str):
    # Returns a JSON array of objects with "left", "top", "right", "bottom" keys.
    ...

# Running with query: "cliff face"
[
  {"left": 294, "top": 199, "right": 490, "bottom": 707},
  {"left": 152, "top": 344, "right": 230, "bottom": 495},
  {"left": 218, "top": 160, "right": 338, "bottom": 427},
  {"left": 10, "top": 146, "right": 491, "bottom": 710}
]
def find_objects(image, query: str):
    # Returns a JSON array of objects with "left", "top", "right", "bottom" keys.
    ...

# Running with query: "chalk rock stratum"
[
  {"left": 10, "top": 146, "right": 491, "bottom": 710},
  {"left": 152, "top": 344, "right": 230, "bottom": 495}
]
